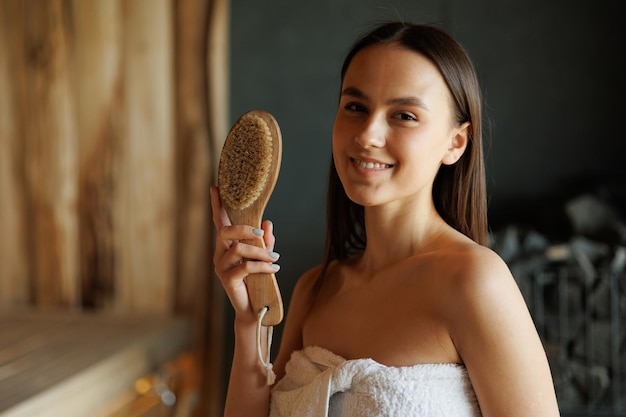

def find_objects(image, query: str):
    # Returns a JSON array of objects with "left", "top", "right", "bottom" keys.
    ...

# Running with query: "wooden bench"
[{"left": 0, "top": 311, "right": 190, "bottom": 417}]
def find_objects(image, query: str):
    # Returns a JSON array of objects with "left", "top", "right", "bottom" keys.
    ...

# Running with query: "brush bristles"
[{"left": 218, "top": 113, "right": 273, "bottom": 210}]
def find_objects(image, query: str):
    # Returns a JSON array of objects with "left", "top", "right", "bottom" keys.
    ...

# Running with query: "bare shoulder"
[
  {"left": 291, "top": 263, "right": 324, "bottom": 302},
  {"left": 273, "top": 263, "right": 324, "bottom": 380},
  {"left": 438, "top": 235, "right": 507, "bottom": 270},
  {"left": 443, "top": 240, "right": 515, "bottom": 294},
  {"left": 283, "top": 263, "right": 325, "bottom": 329},
  {"left": 441, "top": 242, "right": 560, "bottom": 416},
  {"left": 441, "top": 240, "right": 527, "bottom": 349}
]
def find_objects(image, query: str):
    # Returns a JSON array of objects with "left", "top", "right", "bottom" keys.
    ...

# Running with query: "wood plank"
[
  {"left": 0, "top": 0, "right": 29, "bottom": 306},
  {"left": 0, "top": 311, "right": 190, "bottom": 417},
  {"left": 174, "top": 0, "right": 211, "bottom": 317},
  {"left": 172, "top": 1, "right": 216, "bottom": 413},
  {"left": 18, "top": 0, "right": 79, "bottom": 307},
  {"left": 200, "top": 0, "right": 230, "bottom": 415},
  {"left": 71, "top": 0, "right": 123, "bottom": 309},
  {"left": 114, "top": 0, "right": 175, "bottom": 313}
]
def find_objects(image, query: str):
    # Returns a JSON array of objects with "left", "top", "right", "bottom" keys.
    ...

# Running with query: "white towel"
[{"left": 270, "top": 346, "right": 481, "bottom": 417}]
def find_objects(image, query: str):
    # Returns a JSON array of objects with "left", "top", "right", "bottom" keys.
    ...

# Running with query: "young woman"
[{"left": 212, "top": 22, "right": 560, "bottom": 417}]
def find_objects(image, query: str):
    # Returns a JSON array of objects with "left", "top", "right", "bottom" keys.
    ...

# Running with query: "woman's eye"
[
  {"left": 345, "top": 102, "right": 366, "bottom": 112},
  {"left": 393, "top": 112, "right": 417, "bottom": 121}
]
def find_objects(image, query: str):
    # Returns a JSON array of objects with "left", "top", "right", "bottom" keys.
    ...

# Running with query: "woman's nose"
[{"left": 354, "top": 115, "right": 386, "bottom": 148}]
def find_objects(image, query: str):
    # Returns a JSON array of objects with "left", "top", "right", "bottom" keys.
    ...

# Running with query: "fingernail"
[
  {"left": 269, "top": 251, "right": 280, "bottom": 260},
  {"left": 271, "top": 264, "right": 281, "bottom": 270},
  {"left": 253, "top": 228, "right": 264, "bottom": 236}
]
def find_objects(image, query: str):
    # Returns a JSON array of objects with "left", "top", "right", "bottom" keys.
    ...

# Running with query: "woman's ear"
[{"left": 442, "top": 121, "right": 470, "bottom": 165}]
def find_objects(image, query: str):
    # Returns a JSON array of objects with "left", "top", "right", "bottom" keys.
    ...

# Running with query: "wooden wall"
[{"left": 0, "top": 0, "right": 227, "bottom": 414}]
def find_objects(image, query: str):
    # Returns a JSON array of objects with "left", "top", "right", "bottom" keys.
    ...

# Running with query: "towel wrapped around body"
[{"left": 270, "top": 346, "right": 482, "bottom": 417}]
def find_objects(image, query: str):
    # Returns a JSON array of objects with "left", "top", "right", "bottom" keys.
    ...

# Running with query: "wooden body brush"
[{"left": 218, "top": 110, "right": 284, "bottom": 327}]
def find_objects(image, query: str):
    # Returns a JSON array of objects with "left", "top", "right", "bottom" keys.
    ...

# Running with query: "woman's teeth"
[{"left": 353, "top": 158, "right": 392, "bottom": 169}]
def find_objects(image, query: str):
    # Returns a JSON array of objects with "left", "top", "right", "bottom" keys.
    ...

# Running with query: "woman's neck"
[{"left": 359, "top": 199, "right": 451, "bottom": 273}]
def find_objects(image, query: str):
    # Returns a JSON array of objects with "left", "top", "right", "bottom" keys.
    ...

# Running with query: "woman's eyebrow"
[
  {"left": 388, "top": 96, "right": 429, "bottom": 110},
  {"left": 340, "top": 86, "right": 367, "bottom": 99},
  {"left": 340, "top": 86, "right": 429, "bottom": 110}
]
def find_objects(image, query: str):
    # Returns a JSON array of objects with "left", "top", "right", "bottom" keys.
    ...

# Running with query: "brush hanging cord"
[{"left": 256, "top": 306, "right": 276, "bottom": 385}]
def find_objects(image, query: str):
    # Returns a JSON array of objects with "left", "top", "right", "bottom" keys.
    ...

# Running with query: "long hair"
[{"left": 318, "top": 22, "right": 488, "bottom": 292}]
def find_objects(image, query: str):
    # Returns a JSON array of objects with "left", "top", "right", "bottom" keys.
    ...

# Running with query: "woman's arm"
[{"left": 449, "top": 247, "right": 560, "bottom": 417}]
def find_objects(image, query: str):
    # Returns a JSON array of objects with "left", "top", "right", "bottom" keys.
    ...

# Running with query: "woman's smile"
[{"left": 350, "top": 157, "right": 394, "bottom": 170}]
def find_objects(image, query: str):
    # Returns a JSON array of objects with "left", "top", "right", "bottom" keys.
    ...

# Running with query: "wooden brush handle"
[
  {"left": 232, "top": 203, "right": 283, "bottom": 326},
  {"left": 241, "top": 236, "right": 284, "bottom": 326}
]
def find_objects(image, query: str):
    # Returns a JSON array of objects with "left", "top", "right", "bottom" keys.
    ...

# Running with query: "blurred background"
[
  {"left": 0, "top": 0, "right": 225, "bottom": 416},
  {"left": 0, "top": 0, "right": 624, "bottom": 416}
]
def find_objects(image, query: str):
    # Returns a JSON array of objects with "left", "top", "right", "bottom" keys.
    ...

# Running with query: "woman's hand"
[{"left": 211, "top": 186, "right": 280, "bottom": 323}]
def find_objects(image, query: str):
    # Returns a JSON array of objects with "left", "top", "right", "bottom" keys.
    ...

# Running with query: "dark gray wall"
[{"left": 223, "top": 0, "right": 624, "bottom": 400}]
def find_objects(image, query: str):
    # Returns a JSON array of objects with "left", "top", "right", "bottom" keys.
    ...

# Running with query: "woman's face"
[{"left": 332, "top": 43, "right": 467, "bottom": 209}]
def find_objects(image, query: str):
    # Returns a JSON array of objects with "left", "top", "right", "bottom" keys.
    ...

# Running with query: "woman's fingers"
[
  {"left": 215, "top": 240, "right": 280, "bottom": 274},
  {"left": 210, "top": 186, "right": 230, "bottom": 230},
  {"left": 214, "top": 240, "right": 280, "bottom": 320},
  {"left": 261, "top": 220, "right": 276, "bottom": 252}
]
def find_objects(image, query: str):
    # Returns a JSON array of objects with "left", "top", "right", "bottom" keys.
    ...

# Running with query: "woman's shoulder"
[
  {"left": 292, "top": 263, "right": 324, "bottom": 298},
  {"left": 274, "top": 263, "right": 329, "bottom": 378},
  {"left": 435, "top": 236, "right": 528, "bottom": 328},
  {"left": 427, "top": 235, "right": 518, "bottom": 313},
  {"left": 435, "top": 234, "right": 511, "bottom": 283},
  {"left": 293, "top": 258, "right": 347, "bottom": 293},
  {"left": 437, "top": 239, "right": 560, "bottom": 416},
  {"left": 289, "top": 261, "right": 336, "bottom": 314}
]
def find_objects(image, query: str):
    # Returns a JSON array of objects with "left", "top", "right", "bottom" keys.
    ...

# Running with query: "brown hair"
[{"left": 318, "top": 22, "right": 488, "bottom": 291}]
